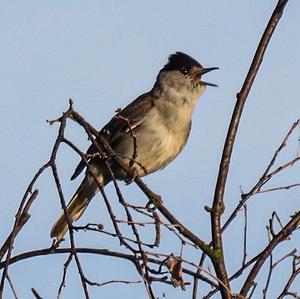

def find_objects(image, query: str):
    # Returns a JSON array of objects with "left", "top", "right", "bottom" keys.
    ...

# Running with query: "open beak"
[{"left": 198, "top": 67, "right": 219, "bottom": 87}]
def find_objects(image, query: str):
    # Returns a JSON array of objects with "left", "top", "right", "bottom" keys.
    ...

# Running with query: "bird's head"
[{"left": 156, "top": 52, "right": 218, "bottom": 99}]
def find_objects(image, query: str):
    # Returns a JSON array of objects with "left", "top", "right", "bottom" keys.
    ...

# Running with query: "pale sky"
[{"left": 1, "top": 1, "right": 300, "bottom": 298}]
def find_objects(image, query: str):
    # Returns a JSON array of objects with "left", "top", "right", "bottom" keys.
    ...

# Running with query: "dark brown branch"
[
  {"left": 2, "top": 3, "right": 295, "bottom": 292},
  {"left": 57, "top": 253, "right": 73, "bottom": 298},
  {"left": 262, "top": 253, "right": 273, "bottom": 299},
  {"left": 192, "top": 118, "right": 300, "bottom": 297},
  {"left": 49, "top": 113, "right": 90, "bottom": 299},
  {"left": 67, "top": 108, "right": 213, "bottom": 257},
  {"left": 31, "top": 288, "right": 43, "bottom": 299},
  {"left": 255, "top": 182, "right": 300, "bottom": 194},
  {"left": 74, "top": 224, "right": 156, "bottom": 248},
  {"left": 135, "top": 178, "right": 213, "bottom": 256},
  {"left": 65, "top": 125, "right": 155, "bottom": 297},
  {"left": 240, "top": 210, "right": 300, "bottom": 297},
  {"left": 153, "top": 212, "right": 161, "bottom": 247},
  {"left": 242, "top": 205, "right": 248, "bottom": 267},
  {"left": 277, "top": 253, "right": 300, "bottom": 299},
  {"left": 6, "top": 275, "right": 18, "bottom": 299},
  {"left": 262, "top": 249, "right": 297, "bottom": 298},
  {"left": 209, "top": 1, "right": 290, "bottom": 297},
  {"left": 68, "top": 107, "right": 213, "bottom": 259},
  {"left": 105, "top": 164, "right": 156, "bottom": 298},
  {"left": 0, "top": 247, "right": 217, "bottom": 288},
  {"left": 223, "top": 117, "right": 300, "bottom": 235},
  {"left": 62, "top": 138, "right": 137, "bottom": 252},
  {"left": 63, "top": 121, "right": 155, "bottom": 298},
  {"left": 127, "top": 205, "right": 197, "bottom": 248},
  {"left": 0, "top": 190, "right": 38, "bottom": 261},
  {"left": 84, "top": 278, "right": 141, "bottom": 287},
  {"left": 0, "top": 160, "right": 50, "bottom": 297}
]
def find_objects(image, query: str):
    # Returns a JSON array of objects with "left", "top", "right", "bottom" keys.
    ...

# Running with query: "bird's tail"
[{"left": 50, "top": 173, "right": 107, "bottom": 241}]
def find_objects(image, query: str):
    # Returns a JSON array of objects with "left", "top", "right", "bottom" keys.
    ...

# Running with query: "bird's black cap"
[{"left": 162, "top": 52, "right": 202, "bottom": 72}]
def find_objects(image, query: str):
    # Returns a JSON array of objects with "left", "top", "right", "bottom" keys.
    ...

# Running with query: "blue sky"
[{"left": 1, "top": 1, "right": 300, "bottom": 298}]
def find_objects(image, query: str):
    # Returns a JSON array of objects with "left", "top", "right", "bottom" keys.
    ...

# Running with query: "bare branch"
[
  {"left": 240, "top": 210, "right": 300, "bottom": 297},
  {"left": 0, "top": 190, "right": 38, "bottom": 261},
  {"left": 31, "top": 288, "right": 43, "bottom": 299},
  {"left": 57, "top": 253, "right": 73, "bottom": 298},
  {"left": 6, "top": 275, "right": 18, "bottom": 299}
]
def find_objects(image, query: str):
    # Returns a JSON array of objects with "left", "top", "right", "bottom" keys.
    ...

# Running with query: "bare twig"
[
  {"left": 240, "top": 210, "right": 300, "bottom": 297},
  {"left": 223, "top": 117, "right": 300, "bottom": 234},
  {"left": 49, "top": 112, "right": 90, "bottom": 299},
  {"left": 203, "top": 1, "right": 292, "bottom": 297},
  {"left": 1, "top": 2, "right": 295, "bottom": 294},
  {"left": 0, "top": 190, "right": 38, "bottom": 261},
  {"left": 69, "top": 108, "right": 213, "bottom": 257},
  {"left": 31, "top": 288, "right": 43, "bottom": 299},
  {"left": 0, "top": 161, "right": 49, "bottom": 297},
  {"left": 74, "top": 224, "right": 156, "bottom": 248},
  {"left": 242, "top": 205, "right": 248, "bottom": 267},
  {"left": 277, "top": 254, "right": 300, "bottom": 299},
  {"left": 255, "top": 183, "right": 300, "bottom": 194},
  {"left": 262, "top": 248, "right": 298, "bottom": 299},
  {"left": 0, "top": 247, "right": 217, "bottom": 288},
  {"left": 85, "top": 279, "right": 141, "bottom": 287},
  {"left": 6, "top": 275, "right": 18, "bottom": 299},
  {"left": 262, "top": 249, "right": 273, "bottom": 299},
  {"left": 57, "top": 253, "right": 73, "bottom": 298}
]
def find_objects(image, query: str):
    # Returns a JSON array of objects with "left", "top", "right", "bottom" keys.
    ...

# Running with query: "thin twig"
[
  {"left": 57, "top": 253, "right": 73, "bottom": 298},
  {"left": 31, "top": 288, "right": 43, "bottom": 299},
  {"left": 0, "top": 190, "right": 39, "bottom": 261},
  {"left": 0, "top": 247, "right": 217, "bottom": 288},
  {"left": 0, "top": 161, "right": 49, "bottom": 297},
  {"left": 240, "top": 210, "right": 300, "bottom": 297},
  {"left": 242, "top": 205, "right": 248, "bottom": 267},
  {"left": 210, "top": 0, "right": 291, "bottom": 296},
  {"left": 255, "top": 183, "right": 300, "bottom": 194},
  {"left": 74, "top": 224, "right": 156, "bottom": 248},
  {"left": 84, "top": 279, "right": 141, "bottom": 287},
  {"left": 6, "top": 275, "right": 18, "bottom": 299},
  {"left": 223, "top": 117, "right": 300, "bottom": 234},
  {"left": 277, "top": 254, "right": 300, "bottom": 299},
  {"left": 48, "top": 105, "right": 91, "bottom": 299}
]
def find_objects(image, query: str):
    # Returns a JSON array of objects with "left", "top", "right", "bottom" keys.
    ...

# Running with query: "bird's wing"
[{"left": 71, "top": 92, "right": 155, "bottom": 180}]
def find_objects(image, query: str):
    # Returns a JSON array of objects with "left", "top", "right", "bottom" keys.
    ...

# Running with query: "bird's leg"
[{"left": 124, "top": 167, "right": 138, "bottom": 185}]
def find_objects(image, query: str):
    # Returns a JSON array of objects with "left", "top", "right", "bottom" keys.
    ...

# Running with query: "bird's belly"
[
  {"left": 112, "top": 116, "right": 189, "bottom": 178},
  {"left": 136, "top": 127, "right": 184, "bottom": 174}
]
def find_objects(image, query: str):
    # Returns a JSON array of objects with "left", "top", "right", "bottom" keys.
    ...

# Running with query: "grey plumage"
[{"left": 50, "top": 52, "right": 218, "bottom": 241}]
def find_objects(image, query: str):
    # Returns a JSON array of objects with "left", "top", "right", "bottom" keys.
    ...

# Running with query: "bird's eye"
[{"left": 181, "top": 68, "right": 189, "bottom": 75}]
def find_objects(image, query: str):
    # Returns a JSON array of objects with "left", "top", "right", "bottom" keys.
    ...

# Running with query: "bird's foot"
[
  {"left": 124, "top": 169, "right": 138, "bottom": 184},
  {"left": 50, "top": 238, "right": 65, "bottom": 250},
  {"left": 146, "top": 194, "right": 162, "bottom": 212}
]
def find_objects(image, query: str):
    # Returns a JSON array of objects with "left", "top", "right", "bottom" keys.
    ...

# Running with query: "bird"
[{"left": 50, "top": 51, "right": 218, "bottom": 241}]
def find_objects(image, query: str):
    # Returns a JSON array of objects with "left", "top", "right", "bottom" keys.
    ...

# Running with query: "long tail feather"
[{"left": 50, "top": 173, "right": 106, "bottom": 241}]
